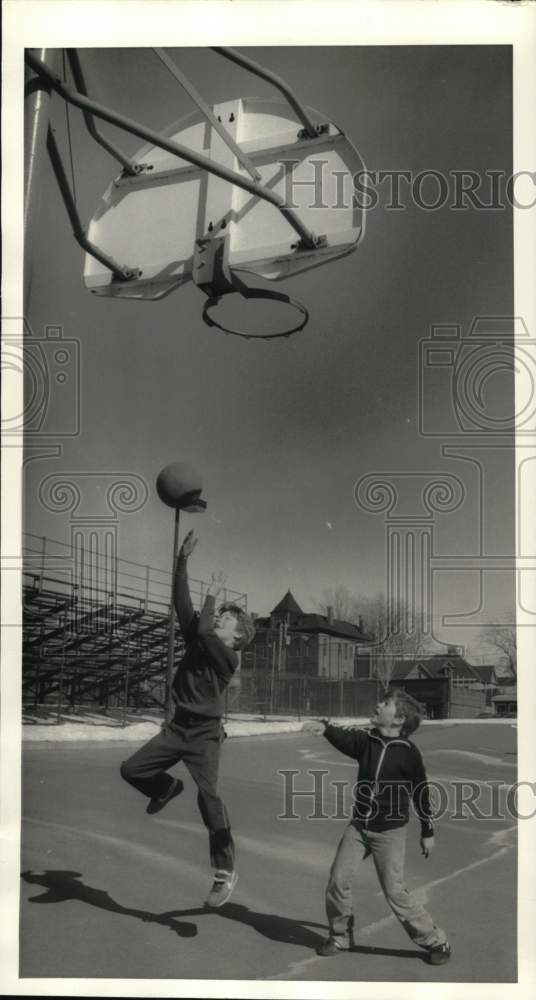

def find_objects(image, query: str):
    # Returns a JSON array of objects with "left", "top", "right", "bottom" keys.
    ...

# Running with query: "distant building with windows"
[
  {"left": 355, "top": 647, "right": 511, "bottom": 688},
  {"left": 242, "top": 589, "right": 370, "bottom": 678},
  {"left": 491, "top": 687, "right": 517, "bottom": 716},
  {"left": 354, "top": 646, "right": 516, "bottom": 719}
]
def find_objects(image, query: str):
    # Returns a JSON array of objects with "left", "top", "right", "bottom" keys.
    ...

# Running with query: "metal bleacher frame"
[{"left": 22, "top": 533, "right": 247, "bottom": 719}]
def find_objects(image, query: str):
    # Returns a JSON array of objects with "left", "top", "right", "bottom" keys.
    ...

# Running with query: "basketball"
[{"left": 156, "top": 462, "right": 203, "bottom": 509}]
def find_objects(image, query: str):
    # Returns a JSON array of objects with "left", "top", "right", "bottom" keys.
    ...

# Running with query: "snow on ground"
[
  {"left": 21, "top": 711, "right": 325, "bottom": 742},
  {"left": 21, "top": 711, "right": 513, "bottom": 742}
]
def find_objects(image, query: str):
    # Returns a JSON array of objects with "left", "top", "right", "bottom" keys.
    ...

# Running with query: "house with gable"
[
  {"left": 243, "top": 589, "right": 370, "bottom": 678},
  {"left": 356, "top": 646, "right": 508, "bottom": 719}
]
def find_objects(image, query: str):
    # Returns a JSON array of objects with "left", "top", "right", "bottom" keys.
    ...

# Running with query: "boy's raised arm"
[
  {"left": 173, "top": 530, "right": 198, "bottom": 640},
  {"left": 197, "top": 572, "right": 238, "bottom": 682}
]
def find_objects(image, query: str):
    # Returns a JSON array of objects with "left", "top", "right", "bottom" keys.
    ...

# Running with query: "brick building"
[{"left": 242, "top": 589, "right": 370, "bottom": 679}]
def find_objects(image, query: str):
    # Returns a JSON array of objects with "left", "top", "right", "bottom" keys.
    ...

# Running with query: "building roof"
[
  {"left": 289, "top": 613, "right": 368, "bottom": 642},
  {"left": 389, "top": 653, "right": 480, "bottom": 681},
  {"left": 492, "top": 688, "right": 517, "bottom": 703},
  {"left": 390, "top": 661, "right": 426, "bottom": 680},
  {"left": 270, "top": 589, "right": 303, "bottom": 619},
  {"left": 252, "top": 590, "right": 369, "bottom": 642},
  {"left": 424, "top": 654, "right": 480, "bottom": 679},
  {"left": 469, "top": 664, "right": 497, "bottom": 684}
]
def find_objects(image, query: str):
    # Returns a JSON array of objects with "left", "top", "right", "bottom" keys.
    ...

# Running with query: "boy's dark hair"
[
  {"left": 388, "top": 688, "right": 424, "bottom": 738},
  {"left": 219, "top": 603, "right": 256, "bottom": 651}
]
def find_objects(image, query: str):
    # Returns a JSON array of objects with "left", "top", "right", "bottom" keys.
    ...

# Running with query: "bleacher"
[{"left": 22, "top": 533, "right": 247, "bottom": 714}]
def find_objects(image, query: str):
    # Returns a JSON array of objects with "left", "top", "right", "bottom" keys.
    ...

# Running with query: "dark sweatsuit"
[
  {"left": 120, "top": 556, "right": 238, "bottom": 872},
  {"left": 322, "top": 723, "right": 447, "bottom": 949}
]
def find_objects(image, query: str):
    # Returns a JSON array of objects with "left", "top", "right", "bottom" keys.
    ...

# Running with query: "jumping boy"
[
  {"left": 305, "top": 690, "right": 450, "bottom": 964},
  {"left": 120, "top": 529, "right": 255, "bottom": 907}
]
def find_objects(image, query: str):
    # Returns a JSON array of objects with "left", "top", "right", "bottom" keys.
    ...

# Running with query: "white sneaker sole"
[{"left": 205, "top": 872, "right": 239, "bottom": 908}]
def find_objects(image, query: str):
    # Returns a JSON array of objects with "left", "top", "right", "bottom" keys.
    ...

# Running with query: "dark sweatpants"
[{"left": 120, "top": 708, "right": 234, "bottom": 872}]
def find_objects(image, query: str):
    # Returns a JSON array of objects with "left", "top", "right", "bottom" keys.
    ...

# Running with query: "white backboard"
[{"left": 84, "top": 97, "right": 366, "bottom": 299}]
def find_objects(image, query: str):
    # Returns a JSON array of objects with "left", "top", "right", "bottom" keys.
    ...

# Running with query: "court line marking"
[
  {"left": 426, "top": 749, "right": 516, "bottom": 768},
  {"left": 298, "top": 746, "right": 517, "bottom": 772},
  {"left": 267, "top": 825, "right": 516, "bottom": 980},
  {"left": 24, "top": 814, "right": 331, "bottom": 877},
  {"left": 23, "top": 819, "right": 516, "bottom": 980},
  {"left": 23, "top": 817, "right": 207, "bottom": 883},
  {"left": 158, "top": 818, "right": 332, "bottom": 871}
]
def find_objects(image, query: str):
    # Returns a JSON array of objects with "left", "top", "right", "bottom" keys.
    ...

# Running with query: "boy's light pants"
[{"left": 326, "top": 821, "right": 447, "bottom": 949}]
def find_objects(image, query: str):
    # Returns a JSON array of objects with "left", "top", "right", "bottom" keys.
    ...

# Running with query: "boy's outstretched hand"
[
  {"left": 420, "top": 836, "right": 435, "bottom": 858},
  {"left": 178, "top": 529, "right": 198, "bottom": 561},
  {"left": 206, "top": 571, "right": 227, "bottom": 600},
  {"left": 303, "top": 719, "right": 328, "bottom": 736}
]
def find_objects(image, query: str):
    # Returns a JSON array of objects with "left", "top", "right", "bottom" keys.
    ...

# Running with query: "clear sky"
[{"left": 23, "top": 45, "right": 515, "bottom": 657}]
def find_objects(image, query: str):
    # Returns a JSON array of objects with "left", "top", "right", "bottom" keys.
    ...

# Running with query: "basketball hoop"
[
  {"left": 26, "top": 48, "right": 367, "bottom": 337},
  {"left": 202, "top": 270, "right": 309, "bottom": 340}
]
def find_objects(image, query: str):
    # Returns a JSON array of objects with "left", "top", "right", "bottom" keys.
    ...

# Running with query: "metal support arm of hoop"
[
  {"left": 25, "top": 49, "right": 324, "bottom": 255},
  {"left": 213, "top": 47, "right": 326, "bottom": 140},
  {"left": 65, "top": 50, "right": 142, "bottom": 176},
  {"left": 46, "top": 126, "right": 137, "bottom": 282}
]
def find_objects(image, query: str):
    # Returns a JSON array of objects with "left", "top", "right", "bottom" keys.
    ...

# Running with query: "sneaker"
[
  {"left": 146, "top": 778, "right": 184, "bottom": 815},
  {"left": 205, "top": 870, "right": 238, "bottom": 908},
  {"left": 428, "top": 941, "right": 451, "bottom": 965},
  {"left": 316, "top": 937, "right": 349, "bottom": 957}
]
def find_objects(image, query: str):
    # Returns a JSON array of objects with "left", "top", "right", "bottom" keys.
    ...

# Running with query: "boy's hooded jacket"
[{"left": 324, "top": 723, "right": 435, "bottom": 836}]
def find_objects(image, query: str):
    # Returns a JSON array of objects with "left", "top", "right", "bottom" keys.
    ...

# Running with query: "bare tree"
[
  {"left": 478, "top": 621, "right": 517, "bottom": 677},
  {"left": 317, "top": 585, "right": 362, "bottom": 623},
  {"left": 357, "top": 592, "right": 431, "bottom": 691},
  {"left": 317, "top": 587, "right": 432, "bottom": 692}
]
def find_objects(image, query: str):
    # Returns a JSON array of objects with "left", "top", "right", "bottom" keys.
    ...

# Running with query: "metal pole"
[
  {"left": 328, "top": 639, "right": 332, "bottom": 717},
  {"left": 339, "top": 645, "right": 344, "bottom": 716},
  {"left": 122, "top": 614, "right": 132, "bottom": 728},
  {"left": 57, "top": 612, "right": 66, "bottom": 725},
  {"left": 165, "top": 507, "right": 180, "bottom": 721},
  {"left": 270, "top": 635, "right": 276, "bottom": 715},
  {"left": 39, "top": 535, "right": 46, "bottom": 592},
  {"left": 24, "top": 48, "right": 57, "bottom": 312},
  {"left": 144, "top": 565, "right": 150, "bottom": 611},
  {"left": 34, "top": 654, "right": 41, "bottom": 710},
  {"left": 25, "top": 50, "right": 320, "bottom": 250}
]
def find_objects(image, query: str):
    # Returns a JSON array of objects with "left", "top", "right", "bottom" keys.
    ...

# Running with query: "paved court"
[{"left": 20, "top": 723, "right": 517, "bottom": 982}]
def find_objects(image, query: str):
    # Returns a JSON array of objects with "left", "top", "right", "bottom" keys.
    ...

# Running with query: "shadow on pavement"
[
  {"left": 168, "top": 902, "right": 327, "bottom": 948},
  {"left": 21, "top": 869, "right": 327, "bottom": 949},
  {"left": 20, "top": 870, "right": 198, "bottom": 938},
  {"left": 20, "top": 870, "right": 425, "bottom": 962}
]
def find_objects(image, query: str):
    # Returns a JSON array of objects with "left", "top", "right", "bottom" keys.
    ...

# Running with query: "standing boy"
[
  {"left": 120, "top": 529, "right": 255, "bottom": 907},
  {"left": 305, "top": 690, "right": 450, "bottom": 964}
]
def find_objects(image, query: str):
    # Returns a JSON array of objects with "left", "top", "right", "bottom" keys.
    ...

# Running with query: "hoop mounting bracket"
[
  {"left": 193, "top": 234, "right": 234, "bottom": 297},
  {"left": 291, "top": 234, "right": 328, "bottom": 252},
  {"left": 297, "top": 123, "right": 330, "bottom": 140}
]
